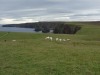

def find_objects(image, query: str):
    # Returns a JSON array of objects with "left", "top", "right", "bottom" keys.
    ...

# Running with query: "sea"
[{"left": 0, "top": 25, "right": 41, "bottom": 33}]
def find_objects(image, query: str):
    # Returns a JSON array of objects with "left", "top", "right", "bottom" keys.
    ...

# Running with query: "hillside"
[{"left": 0, "top": 24, "right": 100, "bottom": 75}]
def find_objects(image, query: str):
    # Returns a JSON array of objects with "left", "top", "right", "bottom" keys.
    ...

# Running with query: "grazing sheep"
[
  {"left": 49, "top": 37, "right": 53, "bottom": 41},
  {"left": 45, "top": 36, "right": 53, "bottom": 41},
  {"left": 45, "top": 36, "right": 50, "bottom": 39},
  {"left": 56, "top": 38, "right": 59, "bottom": 41},
  {"left": 59, "top": 39, "right": 62, "bottom": 42},
  {"left": 12, "top": 40, "right": 16, "bottom": 42},
  {"left": 45, "top": 36, "right": 70, "bottom": 43},
  {"left": 63, "top": 39, "right": 66, "bottom": 42}
]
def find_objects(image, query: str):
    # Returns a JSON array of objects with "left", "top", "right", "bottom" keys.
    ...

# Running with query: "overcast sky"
[{"left": 0, "top": 0, "right": 100, "bottom": 24}]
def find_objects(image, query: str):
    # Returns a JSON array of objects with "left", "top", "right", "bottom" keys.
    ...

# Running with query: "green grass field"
[{"left": 0, "top": 24, "right": 100, "bottom": 75}]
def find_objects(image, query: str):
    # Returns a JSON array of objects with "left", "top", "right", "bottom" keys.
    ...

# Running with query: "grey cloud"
[{"left": 0, "top": 0, "right": 100, "bottom": 24}]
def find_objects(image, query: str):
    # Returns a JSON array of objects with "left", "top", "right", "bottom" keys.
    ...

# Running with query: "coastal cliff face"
[{"left": 2, "top": 21, "right": 82, "bottom": 34}]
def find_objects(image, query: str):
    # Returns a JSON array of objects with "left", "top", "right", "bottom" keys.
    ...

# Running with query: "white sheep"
[
  {"left": 67, "top": 39, "right": 70, "bottom": 41},
  {"left": 56, "top": 38, "right": 59, "bottom": 41},
  {"left": 59, "top": 39, "right": 62, "bottom": 42},
  {"left": 45, "top": 36, "right": 50, "bottom": 39},
  {"left": 12, "top": 40, "right": 16, "bottom": 42},
  {"left": 49, "top": 37, "right": 53, "bottom": 41},
  {"left": 63, "top": 39, "right": 66, "bottom": 42}
]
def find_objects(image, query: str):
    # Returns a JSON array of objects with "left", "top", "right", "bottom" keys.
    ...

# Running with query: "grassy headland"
[{"left": 0, "top": 22, "right": 100, "bottom": 75}]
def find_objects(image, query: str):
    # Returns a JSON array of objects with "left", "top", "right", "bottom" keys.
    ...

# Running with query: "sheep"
[
  {"left": 45, "top": 36, "right": 53, "bottom": 41},
  {"left": 56, "top": 38, "right": 59, "bottom": 41},
  {"left": 45, "top": 36, "right": 50, "bottom": 39},
  {"left": 12, "top": 40, "right": 16, "bottom": 42},
  {"left": 59, "top": 39, "right": 62, "bottom": 42},
  {"left": 49, "top": 37, "right": 53, "bottom": 41},
  {"left": 67, "top": 39, "right": 70, "bottom": 41},
  {"left": 63, "top": 39, "right": 66, "bottom": 42},
  {"left": 45, "top": 36, "right": 70, "bottom": 42}
]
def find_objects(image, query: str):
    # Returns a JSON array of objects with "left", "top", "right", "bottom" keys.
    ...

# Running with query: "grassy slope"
[{"left": 0, "top": 23, "right": 100, "bottom": 75}]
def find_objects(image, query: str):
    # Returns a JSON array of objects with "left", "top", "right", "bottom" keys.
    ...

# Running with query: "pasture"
[{"left": 0, "top": 25, "right": 100, "bottom": 75}]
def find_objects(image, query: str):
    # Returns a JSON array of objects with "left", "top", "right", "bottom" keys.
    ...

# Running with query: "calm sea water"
[{"left": 0, "top": 25, "right": 40, "bottom": 33}]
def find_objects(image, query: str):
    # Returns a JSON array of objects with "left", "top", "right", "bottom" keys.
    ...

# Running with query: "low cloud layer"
[{"left": 0, "top": 0, "right": 100, "bottom": 24}]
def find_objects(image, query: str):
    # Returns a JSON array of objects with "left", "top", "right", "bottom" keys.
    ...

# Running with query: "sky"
[{"left": 0, "top": 0, "right": 100, "bottom": 24}]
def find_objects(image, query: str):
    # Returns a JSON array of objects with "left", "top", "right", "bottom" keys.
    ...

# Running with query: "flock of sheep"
[
  {"left": 4, "top": 36, "right": 70, "bottom": 42},
  {"left": 45, "top": 36, "right": 70, "bottom": 42}
]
